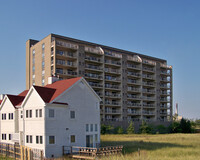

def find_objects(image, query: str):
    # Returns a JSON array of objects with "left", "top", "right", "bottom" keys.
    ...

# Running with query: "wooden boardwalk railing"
[{"left": 63, "top": 145, "right": 123, "bottom": 159}]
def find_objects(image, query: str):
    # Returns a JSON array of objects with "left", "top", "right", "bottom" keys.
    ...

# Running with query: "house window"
[
  {"left": 26, "top": 135, "right": 29, "bottom": 143},
  {"left": 9, "top": 113, "right": 13, "bottom": 120},
  {"left": 86, "top": 124, "right": 89, "bottom": 132},
  {"left": 49, "top": 136, "right": 55, "bottom": 144},
  {"left": 36, "top": 136, "right": 39, "bottom": 144},
  {"left": 40, "top": 136, "right": 43, "bottom": 144},
  {"left": 9, "top": 134, "right": 12, "bottom": 140},
  {"left": 21, "top": 111, "right": 23, "bottom": 118},
  {"left": 39, "top": 109, "right": 42, "bottom": 117},
  {"left": 70, "top": 111, "right": 75, "bottom": 119},
  {"left": 36, "top": 135, "right": 43, "bottom": 144},
  {"left": 2, "top": 134, "right": 6, "bottom": 140},
  {"left": 29, "top": 110, "right": 32, "bottom": 118},
  {"left": 71, "top": 135, "right": 75, "bottom": 143},
  {"left": 26, "top": 110, "right": 28, "bottom": 118},
  {"left": 36, "top": 110, "right": 38, "bottom": 117},
  {"left": 26, "top": 135, "right": 32, "bottom": 143},
  {"left": 95, "top": 124, "right": 98, "bottom": 132},
  {"left": 49, "top": 109, "right": 55, "bottom": 118},
  {"left": 2, "top": 113, "right": 6, "bottom": 120},
  {"left": 90, "top": 124, "right": 93, "bottom": 132}
]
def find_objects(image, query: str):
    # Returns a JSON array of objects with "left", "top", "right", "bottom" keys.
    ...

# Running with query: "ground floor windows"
[
  {"left": 26, "top": 135, "right": 32, "bottom": 143},
  {"left": 9, "top": 134, "right": 12, "bottom": 140},
  {"left": 49, "top": 136, "right": 55, "bottom": 144},
  {"left": 36, "top": 136, "right": 43, "bottom": 144},
  {"left": 86, "top": 135, "right": 93, "bottom": 147},
  {"left": 2, "top": 134, "right": 6, "bottom": 140}
]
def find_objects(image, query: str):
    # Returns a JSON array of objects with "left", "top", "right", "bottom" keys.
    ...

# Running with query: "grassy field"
[{"left": 100, "top": 133, "right": 200, "bottom": 160}]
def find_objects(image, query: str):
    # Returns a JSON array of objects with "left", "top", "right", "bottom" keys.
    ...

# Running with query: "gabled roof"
[
  {"left": 6, "top": 95, "right": 26, "bottom": 108},
  {"left": 18, "top": 90, "right": 29, "bottom": 96},
  {"left": 33, "top": 77, "right": 82, "bottom": 103}
]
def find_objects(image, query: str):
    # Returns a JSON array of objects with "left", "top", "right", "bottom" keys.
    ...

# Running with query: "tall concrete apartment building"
[{"left": 26, "top": 34, "right": 172, "bottom": 125}]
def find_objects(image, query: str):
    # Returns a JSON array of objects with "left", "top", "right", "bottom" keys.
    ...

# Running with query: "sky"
[{"left": 0, "top": 0, "right": 199, "bottom": 119}]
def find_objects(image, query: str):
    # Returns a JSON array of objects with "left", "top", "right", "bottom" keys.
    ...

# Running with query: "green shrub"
[
  {"left": 139, "top": 121, "right": 153, "bottom": 134},
  {"left": 127, "top": 121, "right": 135, "bottom": 134},
  {"left": 101, "top": 124, "right": 114, "bottom": 134}
]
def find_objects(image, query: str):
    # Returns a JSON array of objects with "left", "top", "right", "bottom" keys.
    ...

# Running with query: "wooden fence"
[
  {"left": 0, "top": 142, "right": 44, "bottom": 160},
  {"left": 63, "top": 145, "right": 123, "bottom": 159}
]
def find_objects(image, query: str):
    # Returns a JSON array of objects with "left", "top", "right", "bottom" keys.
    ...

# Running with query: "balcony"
[
  {"left": 105, "top": 84, "right": 120, "bottom": 90},
  {"left": 142, "top": 59, "right": 156, "bottom": 66},
  {"left": 127, "top": 102, "right": 142, "bottom": 107},
  {"left": 142, "top": 89, "right": 155, "bottom": 94},
  {"left": 143, "top": 67, "right": 155, "bottom": 72},
  {"left": 56, "top": 41, "right": 78, "bottom": 50},
  {"left": 105, "top": 101, "right": 121, "bottom": 106},
  {"left": 85, "top": 56, "right": 102, "bottom": 63},
  {"left": 66, "top": 71, "right": 77, "bottom": 76},
  {"left": 85, "top": 73, "right": 103, "bottom": 80},
  {"left": 105, "top": 110, "right": 121, "bottom": 114},
  {"left": 105, "top": 118, "right": 120, "bottom": 122},
  {"left": 127, "top": 64, "right": 141, "bottom": 70},
  {"left": 142, "top": 74, "right": 155, "bottom": 80},
  {"left": 127, "top": 79, "right": 141, "bottom": 85},
  {"left": 161, "top": 71, "right": 171, "bottom": 76},
  {"left": 56, "top": 50, "right": 77, "bottom": 59},
  {"left": 105, "top": 76, "right": 121, "bottom": 82},
  {"left": 127, "top": 94, "right": 141, "bottom": 99},
  {"left": 85, "top": 65, "right": 103, "bottom": 72},
  {"left": 142, "top": 82, "right": 155, "bottom": 87},
  {"left": 105, "top": 59, "right": 121, "bottom": 66},
  {"left": 160, "top": 63, "right": 172, "bottom": 69},
  {"left": 127, "top": 72, "right": 141, "bottom": 78},
  {"left": 143, "top": 104, "right": 155, "bottom": 108},
  {"left": 105, "top": 93, "right": 121, "bottom": 98},
  {"left": 160, "top": 98, "right": 170, "bottom": 102},
  {"left": 127, "top": 87, "right": 141, "bottom": 93},
  {"left": 160, "top": 77, "right": 171, "bottom": 82},
  {"left": 105, "top": 68, "right": 121, "bottom": 74},
  {"left": 105, "top": 51, "right": 122, "bottom": 59},
  {"left": 127, "top": 117, "right": 141, "bottom": 121},
  {"left": 127, "top": 111, "right": 141, "bottom": 115},
  {"left": 143, "top": 111, "right": 155, "bottom": 115},
  {"left": 143, "top": 97, "right": 155, "bottom": 101},
  {"left": 88, "top": 82, "right": 103, "bottom": 88},
  {"left": 85, "top": 46, "right": 104, "bottom": 55},
  {"left": 127, "top": 55, "right": 142, "bottom": 63},
  {"left": 160, "top": 84, "right": 170, "bottom": 89}
]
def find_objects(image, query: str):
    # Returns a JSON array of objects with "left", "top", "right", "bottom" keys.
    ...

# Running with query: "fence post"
[{"left": 40, "top": 150, "right": 43, "bottom": 160}]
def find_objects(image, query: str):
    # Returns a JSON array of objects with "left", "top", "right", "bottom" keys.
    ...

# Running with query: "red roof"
[
  {"left": 18, "top": 90, "right": 29, "bottom": 97},
  {"left": 7, "top": 95, "right": 26, "bottom": 108},
  {"left": 34, "top": 77, "right": 82, "bottom": 103},
  {"left": 0, "top": 100, "right": 2, "bottom": 105}
]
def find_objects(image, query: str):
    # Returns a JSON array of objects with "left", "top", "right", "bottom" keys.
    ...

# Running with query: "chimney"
[
  {"left": 48, "top": 75, "right": 59, "bottom": 84},
  {"left": 0, "top": 94, "right": 5, "bottom": 100}
]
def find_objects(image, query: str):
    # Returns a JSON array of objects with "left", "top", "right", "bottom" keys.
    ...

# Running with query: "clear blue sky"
[{"left": 0, "top": 0, "right": 199, "bottom": 119}]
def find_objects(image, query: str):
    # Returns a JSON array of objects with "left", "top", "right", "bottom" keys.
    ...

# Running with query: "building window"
[
  {"left": 71, "top": 135, "right": 75, "bottom": 143},
  {"left": 39, "top": 109, "right": 42, "bottom": 117},
  {"left": 36, "top": 136, "right": 43, "bottom": 144},
  {"left": 26, "top": 110, "right": 32, "bottom": 118},
  {"left": 95, "top": 124, "right": 98, "bottom": 132},
  {"left": 9, "top": 134, "right": 12, "bottom": 140},
  {"left": 26, "top": 135, "right": 32, "bottom": 143},
  {"left": 86, "top": 124, "right": 89, "bottom": 132},
  {"left": 8, "top": 113, "right": 13, "bottom": 120},
  {"left": 90, "top": 124, "right": 93, "bottom": 132},
  {"left": 70, "top": 111, "right": 75, "bottom": 119},
  {"left": 49, "top": 136, "right": 55, "bottom": 144},
  {"left": 49, "top": 109, "right": 55, "bottom": 118},
  {"left": 36, "top": 110, "right": 38, "bottom": 117},
  {"left": 2, "top": 134, "right": 6, "bottom": 140},
  {"left": 2, "top": 113, "right": 6, "bottom": 120}
]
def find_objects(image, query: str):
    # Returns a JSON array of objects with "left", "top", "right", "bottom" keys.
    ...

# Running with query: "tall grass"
[{"left": 101, "top": 134, "right": 200, "bottom": 160}]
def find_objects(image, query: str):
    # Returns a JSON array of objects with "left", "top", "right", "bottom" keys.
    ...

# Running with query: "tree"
[
  {"left": 139, "top": 121, "right": 152, "bottom": 134},
  {"left": 127, "top": 121, "right": 135, "bottom": 134}
]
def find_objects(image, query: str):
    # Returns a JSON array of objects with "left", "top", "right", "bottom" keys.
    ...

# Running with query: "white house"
[{"left": 0, "top": 77, "right": 101, "bottom": 158}]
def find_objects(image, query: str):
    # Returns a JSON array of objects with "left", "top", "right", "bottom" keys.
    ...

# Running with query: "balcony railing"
[
  {"left": 56, "top": 41, "right": 78, "bottom": 50},
  {"left": 85, "top": 65, "right": 103, "bottom": 71},
  {"left": 143, "top": 104, "right": 155, "bottom": 108},
  {"left": 127, "top": 111, "right": 141, "bottom": 115},
  {"left": 56, "top": 50, "right": 76, "bottom": 58},
  {"left": 127, "top": 87, "right": 141, "bottom": 92},
  {"left": 142, "top": 89, "right": 155, "bottom": 94},
  {"left": 105, "top": 76, "right": 121, "bottom": 81},
  {"left": 142, "top": 74, "right": 155, "bottom": 79},
  {"left": 127, "top": 102, "right": 142, "bottom": 107},
  {"left": 160, "top": 63, "right": 172, "bottom": 69},
  {"left": 127, "top": 94, "right": 141, "bottom": 99},
  {"left": 88, "top": 82, "right": 103, "bottom": 88},
  {"left": 85, "top": 56, "right": 102, "bottom": 63},
  {"left": 127, "top": 72, "right": 141, "bottom": 77},
  {"left": 105, "top": 118, "right": 120, "bottom": 122},
  {"left": 143, "top": 111, "right": 155, "bottom": 115},
  {"left": 105, "top": 93, "right": 121, "bottom": 98},
  {"left": 85, "top": 46, "right": 104, "bottom": 55},
  {"left": 127, "top": 79, "right": 141, "bottom": 85},
  {"left": 105, "top": 59, "right": 121, "bottom": 66},
  {"left": 143, "top": 97, "right": 155, "bottom": 101},
  {"left": 85, "top": 73, "right": 102, "bottom": 79},
  {"left": 105, "top": 68, "right": 121, "bottom": 74},
  {"left": 142, "top": 59, "right": 156, "bottom": 66},
  {"left": 142, "top": 82, "right": 155, "bottom": 86},
  {"left": 127, "top": 55, "right": 142, "bottom": 62},
  {"left": 105, "top": 110, "right": 121, "bottom": 114},
  {"left": 105, "top": 101, "right": 121, "bottom": 106},
  {"left": 127, "top": 64, "right": 141, "bottom": 70},
  {"left": 143, "top": 67, "right": 155, "bottom": 72},
  {"left": 105, "top": 51, "right": 122, "bottom": 58}
]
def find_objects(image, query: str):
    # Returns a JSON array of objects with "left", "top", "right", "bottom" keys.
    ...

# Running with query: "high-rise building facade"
[{"left": 26, "top": 34, "right": 172, "bottom": 124}]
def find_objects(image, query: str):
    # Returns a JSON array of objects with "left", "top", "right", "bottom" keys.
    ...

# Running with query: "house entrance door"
[{"left": 86, "top": 135, "right": 93, "bottom": 147}]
